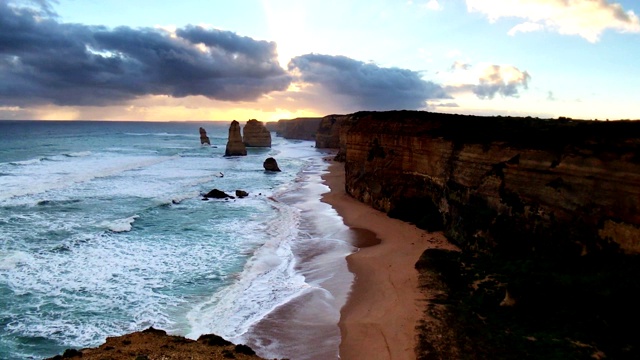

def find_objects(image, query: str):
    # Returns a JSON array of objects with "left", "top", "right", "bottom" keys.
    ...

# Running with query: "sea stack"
[
  {"left": 243, "top": 119, "right": 272, "bottom": 147},
  {"left": 263, "top": 157, "right": 281, "bottom": 172},
  {"left": 224, "top": 120, "right": 247, "bottom": 156},
  {"left": 199, "top": 127, "right": 211, "bottom": 145}
]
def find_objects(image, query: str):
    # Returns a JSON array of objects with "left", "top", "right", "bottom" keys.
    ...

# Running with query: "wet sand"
[
  {"left": 238, "top": 158, "right": 380, "bottom": 360},
  {"left": 321, "top": 161, "right": 457, "bottom": 360}
]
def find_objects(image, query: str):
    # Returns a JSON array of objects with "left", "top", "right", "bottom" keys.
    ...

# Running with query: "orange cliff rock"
[
  {"left": 318, "top": 110, "right": 640, "bottom": 256},
  {"left": 243, "top": 119, "right": 272, "bottom": 147},
  {"left": 225, "top": 120, "right": 247, "bottom": 156}
]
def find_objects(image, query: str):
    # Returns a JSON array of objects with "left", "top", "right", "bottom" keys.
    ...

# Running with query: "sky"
[{"left": 0, "top": 0, "right": 639, "bottom": 122}]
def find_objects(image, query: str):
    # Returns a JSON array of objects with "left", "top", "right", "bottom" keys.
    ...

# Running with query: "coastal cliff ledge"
[
  {"left": 326, "top": 110, "right": 640, "bottom": 358},
  {"left": 45, "top": 327, "right": 265, "bottom": 360},
  {"left": 332, "top": 110, "right": 640, "bottom": 256}
]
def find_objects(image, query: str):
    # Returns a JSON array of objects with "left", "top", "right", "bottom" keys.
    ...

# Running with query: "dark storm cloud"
[
  {"left": 288, "top": 54, "right": 449, "bottom": 111},
  {"left": 0, "top": 2, "right": 290, "bottom": 106}
]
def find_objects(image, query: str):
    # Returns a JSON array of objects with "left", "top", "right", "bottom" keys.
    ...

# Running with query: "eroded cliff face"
[
  {"left": 274, "top": 117, "right": 322, "bottom": 140},
  {"left": 341, "top": 111, "right": 640, "bottom": 255},
  {"left": 316, "top": 114, "right": 350, "bottom": 149},
  {"left": 243, "top": 119, "right": 272, "bottom": 147}
]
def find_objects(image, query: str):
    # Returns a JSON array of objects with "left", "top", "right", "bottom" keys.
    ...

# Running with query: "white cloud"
[
  {"left": 507, "top": 21, "right": 544, "bottom": 36},
  {"left": 424, "top": 0, "right": 442, "bottom": 11},
  {"left": 467, "top": 0, "right": 640, "bottom": 42},
  {"left": 474, "top": 64, "right": 531, "bottom": 99},
  {"left": 444, "top": 62, "right": 531, "bottom": 99}
]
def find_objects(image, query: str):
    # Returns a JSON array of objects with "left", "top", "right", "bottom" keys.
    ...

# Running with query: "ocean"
[{"left": 0, "top": 120, "right": 356, "bottom": 360}]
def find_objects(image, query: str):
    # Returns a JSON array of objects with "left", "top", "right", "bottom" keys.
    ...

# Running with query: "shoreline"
[{"left": 321, "top": 160, "right": 457, "bottom": 359}]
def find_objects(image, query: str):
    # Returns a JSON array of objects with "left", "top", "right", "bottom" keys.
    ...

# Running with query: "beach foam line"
[{"left": 185, "top": 199, "right": 308, "bottom": 341}]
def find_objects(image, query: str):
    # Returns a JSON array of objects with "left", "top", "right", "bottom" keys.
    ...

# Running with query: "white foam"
[
  {"left": 0, "top": 153, "right": 176, "bottom": 202},
  {"left": 1, "top": 228, "right": 244, "bottom": 350},
  {"left": 102, "top": 215, "right": 139, "bottom": 232},
  {"left": 186, "top": 200, "right": 308, "bottom": 341},
  {"left": 0, "top": 251, "right": 31, "bottom": 270}
]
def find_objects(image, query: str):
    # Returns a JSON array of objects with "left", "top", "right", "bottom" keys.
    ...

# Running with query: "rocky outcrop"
[
  {"left": 263, "top": 157, "right": 281, "bottom": 172},
  {"left": 235, "top": 189, "right": 249, "bottom": 198},
  {"left": 225, "top": 120, "right": 247, "bottom": 156},
  {"left": 199, "top": 127, "right": 211, "bottom": 145},
  {"left": 45, "top": 327, "right": 264, "bottom": 360},
  {"left": 243, "top": 119, "right": 272, "bottom": 147},
  {"left": 274, "top": 117, "right": 322, "bottom": 140},
  {"left": 340, "top": 111, "right": 640, "bottom": 256},
  {"left": 204, "top": 189, "right": 234, "bottom": 199}
]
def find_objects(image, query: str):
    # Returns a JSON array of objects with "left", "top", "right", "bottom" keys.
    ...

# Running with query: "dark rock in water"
[
  {"left": 204, "top": 189, "right": 234, "bottom": 199},
  {"left": 225, "top": 120, "right": 247, "bottom": 156},
  {"left": 263, "top": 157, "right": 281, "bottom": 172},
  {"left": 243, "top": 119, "right": 272, "bottom": 147},
  {"left": 235, "top": 190, "right": 249, "bottom": 198},
  {"left": 199, "top": 127, "right": 211, "bottom": 145}
]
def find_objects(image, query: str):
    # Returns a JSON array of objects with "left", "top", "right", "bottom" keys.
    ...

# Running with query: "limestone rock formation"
[
  {"left": 316, "top": 114, "right": 352, "bottom": 160},
  {"left": 243, "top": 119, "right": 272, "bottom": 147},
  {"left": 263, "top": 157, "right": 281, "bottom": 172},
  {"left": 199, "top": 127, "right": 211, "bottom": 145},
  {"left": 338, "top": 110, "right": 640, "bottom": 255},
  {"left": 316, "top": 114, "right": 346, "bottom": 149},
  {"left": 225, "top": 120, "right": 247, "bottom": 156},
  {"left": 45, "top": 327, "right": 264, "bottom": 360},
  {"left": 274, "top": 117, "right": 322, "bottom": 140}
]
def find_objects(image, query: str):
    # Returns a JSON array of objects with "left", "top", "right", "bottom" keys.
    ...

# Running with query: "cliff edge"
[
  {"left": 339, "top": 111, "right": 640, "bottom": 255},
  {"left": 334, "top": 110, "right": 640, "bottom": 358}
]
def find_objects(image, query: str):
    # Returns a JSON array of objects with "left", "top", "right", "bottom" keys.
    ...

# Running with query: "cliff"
[
  {"left": 274, "top": 117, "right": 322, "bottom": 140},
  {"left": 45, "top": 327, "right": 264, "bottom": 360},
  {"left": 243, "top": 119, "right": 272, "bottom": 147},
  {"left": 225, "top": 120, "right": 247, "bottom": 156},
  {"left": 336, "top": 110, "right": 640, "bottom": 358},
  {"left": 338, "top": 111, "right": 640, "bottom": 256},
  {"left": 316, "top": 114, "right": 351, "bottom": 151}
]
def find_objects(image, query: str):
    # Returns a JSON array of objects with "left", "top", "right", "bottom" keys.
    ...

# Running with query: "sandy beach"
[{"left": 321, "top": 161, "right": 457, "bottom": 360}]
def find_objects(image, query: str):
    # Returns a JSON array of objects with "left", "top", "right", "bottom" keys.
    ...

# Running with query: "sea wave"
[
  {"left": 124, "top": 132, "right": 198, "bottom": 138},
  {"left": 0, "top": 155, "right": 176, "bottom": 202},
  {"left": 186, "top": 199, "right": 307, "bottom": 340},
  {"left": 101, "top": 215, "right": 139, "bottom": 232}
]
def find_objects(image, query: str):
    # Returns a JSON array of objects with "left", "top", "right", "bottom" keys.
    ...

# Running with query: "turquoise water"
[{"left": 0, "top": 121, "right": 351, "bottom": 359}]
